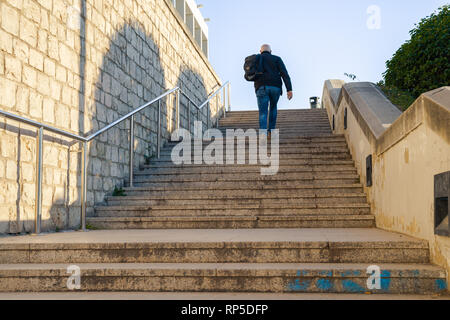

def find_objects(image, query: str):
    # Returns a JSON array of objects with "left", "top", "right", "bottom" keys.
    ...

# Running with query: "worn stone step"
[
  {"left": 132, "top": 174, "right": 360, "bottom": 184},
  {"left": 1, "top": 263, "right": 445, "bottom": 294},
  {"left": 165, "top": 142, "right": 348, "bottom": 149},
  {"left": 142, "top": 159, "right": 355, "bottom": 168},
  {"left": 151, "top": 154, "right": 353, "bottom": 164},
  {"left": 138, "top": 166, "right": 357, "bottom": 175},
  {"left": 131, "top": 181, "right": 363, "bottom": 191},
  {"left": 0, "top": 229, "right": 429, "bottom": 264},
  {"left": 167, "top": 135, "right": 346, "bottom": 143},
  {"left": 218, "top": 124, "right": 331, "bottom": 129},
  {"left": 163, "top": 144, "right": 349, "bottom": 150},
  {"left": 107, "top": 190, "right": 366, "bottom": 201},
  {"left": 135, "top": 167, "right": 357, "bottom": 176},
  {"left": 159, "top": 148, "right": 351, "bottom": 157},
  {"left": 218, "top": 126, "right": 332, "bottom": 131},
  {"left": 216, "top": 131, "right": 333, "bottom": 136},
  {"left": 134, "top": 171, "right": 358, "bottom": 180},
  {"left": 93, "top": 205, "right": 371, "bottom": 217},
  {"left": 122, "top": 187, "right": 365, "bottom": 198},
  {"left": 138, "top": 165, "right": 357, "bottom": 175},
  {"left": 105, "top": 198, "right": 368, "bottom": 208},
  {"left": 87, "top": 215, "right": 375, "bottom": 229},
  {"left": 222, "top": 116, "right": 329, "bottom": 121}
]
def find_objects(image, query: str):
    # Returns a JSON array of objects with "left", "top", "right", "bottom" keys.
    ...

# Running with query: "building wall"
[{"left": 0, "top": 0, "right": 222, "bottom": 233}]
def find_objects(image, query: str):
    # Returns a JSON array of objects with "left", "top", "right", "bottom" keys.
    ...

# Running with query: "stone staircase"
[
  {"left": 0, "top": 109, "right": 447, "bottom": 295},
  {"left": 89, "top": 109, "right": 374, "bottom": 229}
]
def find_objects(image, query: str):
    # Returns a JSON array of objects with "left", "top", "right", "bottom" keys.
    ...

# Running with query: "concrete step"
[
  {"left": 151, "top": 154, "right": 353, "bottom": 164},
  {"left": 218, "top": 124, "right": 331, "bottom": 129},
  {"left": 106, "top": 191, "right": 366, "bottom": 201},
  {"left": 135, "top": 166, "right": 357, "bottom": 175},
  {"left": 105, "top": 196, "right": 368, "bottom": 207},
  {"left": 137, "top": 165, "right": 357, "bottom": 175},
  {"left": 0, "top": 229, "right": 430, "bottom": 264},
  {"left": 217, "top": 123, "right": 330, "bottom": 126},
  {"left": 159, "top": 148, "right": 351, "bottom": 157},
  {"left": 132, "top": 175, "right": 360, "bottom": 185},
  {"left": 123, "top": 184, "right": 364, "bottom": 195},
  {"left": 218, "top": 125, "right": 332, "bottom": 130},
  {"left": 165, "top": 141, "right": 348, "bottom": 148},
  {"left": 216, "top": 131, "right": 333, "bottom": 137},
  {"left": 93, "top": 205, "right": 372, "bottom": 217},
  {"left": 1, "top": 263, "right": 445, "bottom": 294},
  {"left": 122, "top": 187, "right": 365, "bottom": 198},
  {"left": 130, "top": 181, "right": 363, "bottom": 191},
  {"left": 132, "top": 172, "right": 359, "bottom": 182},
  {"left": 138, "top": 166, "right": 357, "bottom": 176},
  {"left": 167, "top": 135, "right": 346, "bottom": 143},
  {"left": 87, "top": 215, "right": 375, "bottom": 229},
  {"left": 142, "top": 159, "right": 355, "bottom": 168}
]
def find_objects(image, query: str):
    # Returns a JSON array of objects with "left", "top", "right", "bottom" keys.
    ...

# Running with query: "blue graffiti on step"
[
  {"left": 316, "top": 278, "right": 334, "bottom": 291},
  {"left": 380, "top": 270, "right": 391, "bottom": 293},
  {"left": 287, "top": 279, "right": 312, "bottom": 292},
  {"left": 286, "top": 270, "right": 312, "bottom": 292},
  {"left": 435, "top": 279, "right": 448, "bottom": 292},
  {"left": 342, "top": 280, "right": 366, "bottom": 293}
]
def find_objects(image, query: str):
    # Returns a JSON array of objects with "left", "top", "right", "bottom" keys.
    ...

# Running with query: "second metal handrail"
[{"left": 0, "top": 82, "right": 231, "bottom": 234}]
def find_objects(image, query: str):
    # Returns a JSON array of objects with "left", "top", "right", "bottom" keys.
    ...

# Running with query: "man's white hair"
[{"left": 260, "top": 44, "right": 272, "bottom": 53}]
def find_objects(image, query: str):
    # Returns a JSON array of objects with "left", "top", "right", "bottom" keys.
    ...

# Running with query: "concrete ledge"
[
  {"left": 377, "top": 87, "right": 450, "bottom": 155},
  {"left": 343, "top": 83, "right": 401, "bottom": 140}
]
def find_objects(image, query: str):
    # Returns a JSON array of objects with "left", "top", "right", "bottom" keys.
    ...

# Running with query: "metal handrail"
[{"left": 0, "top": 81, "right": 231, "bottom": 234}]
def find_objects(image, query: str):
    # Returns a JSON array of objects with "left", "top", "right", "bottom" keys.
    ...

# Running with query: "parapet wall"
[
  {"left": 322, "top": 80, "right": 450, "bottom": 287},
  {"left": 0, "top": 0, "right": 222, "bottom": 233}
]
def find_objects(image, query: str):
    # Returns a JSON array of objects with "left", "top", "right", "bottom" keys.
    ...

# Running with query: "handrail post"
[
  {"left": 197, "top": 107, "right": 199, "bottom": 127},
  {"left": 34, "top": 127, "right": 43, "bottom": 234},
  {"left": 216, "top": 94, "right": 219, "bottom": 128},
  {"left": 176, "top": 90, "right": 180, "bottom": 131},
  {"left": 80, "top": 141, "right": 87, "bottom": 231},
  {"left": 157, "top": 100, "right": 161, "bottom": 159},
  {"left": 129, "top": 115, "right": 134, "bottom": 188},
  {"left": 188, "top": 100, "right": 191, "bottom": 134},
  {"left": 227, "top": 82, "right": 231, "bottom": 112},
  {"left": 207, "top": 102, "right": 210, "bottom": 129},
  {"left": 223, "top": 88, "right": 226, "bottom": 119}
]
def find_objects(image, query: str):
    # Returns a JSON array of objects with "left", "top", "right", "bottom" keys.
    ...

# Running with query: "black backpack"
[{"left": 244, "top": 54, "right": 264, "bottom": 82}]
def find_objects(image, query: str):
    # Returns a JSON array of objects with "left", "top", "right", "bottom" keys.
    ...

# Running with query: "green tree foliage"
[{"left": 382, "top": 5, "right": 450, "bottom": 99}]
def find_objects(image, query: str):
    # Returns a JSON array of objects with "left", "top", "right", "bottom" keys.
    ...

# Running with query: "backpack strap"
[{"left": 257, "top": 54, "right": 264, "bottom": 74}]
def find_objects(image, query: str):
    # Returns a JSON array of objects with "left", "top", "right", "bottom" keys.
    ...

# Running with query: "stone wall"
[{"left": 0, "top": 0, "right": 222, "bottom": 234}]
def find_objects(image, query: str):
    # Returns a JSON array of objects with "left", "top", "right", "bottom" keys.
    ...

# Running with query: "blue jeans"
[{"left": 256, "top": 86, "right": 281, "bottom": 133}]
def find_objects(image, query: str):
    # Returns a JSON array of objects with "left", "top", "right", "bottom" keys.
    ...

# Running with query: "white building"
[{"left": 171, "top": 0, "right": 209, "bottom": 57}]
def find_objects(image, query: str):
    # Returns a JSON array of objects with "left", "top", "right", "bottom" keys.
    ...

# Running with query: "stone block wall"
[{"left": 0, "top": 0, "right": 222, "bottom": 233}]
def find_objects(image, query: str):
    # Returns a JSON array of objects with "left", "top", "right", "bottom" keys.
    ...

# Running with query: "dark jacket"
[{"left": 254, "top": 51, "right": 292, "bottom": 95}]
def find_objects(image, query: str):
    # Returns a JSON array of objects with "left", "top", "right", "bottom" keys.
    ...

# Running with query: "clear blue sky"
[{"left": 200, "top": 0, "right": 448, "bottom": 110}]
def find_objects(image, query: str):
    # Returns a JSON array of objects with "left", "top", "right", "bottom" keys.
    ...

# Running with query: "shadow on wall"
[
  {"left": 175, "top": 67, "right": 209, "bottom": 134},
  {"left": 82, "top": 21, "right": 167, "bottom": 213}
]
